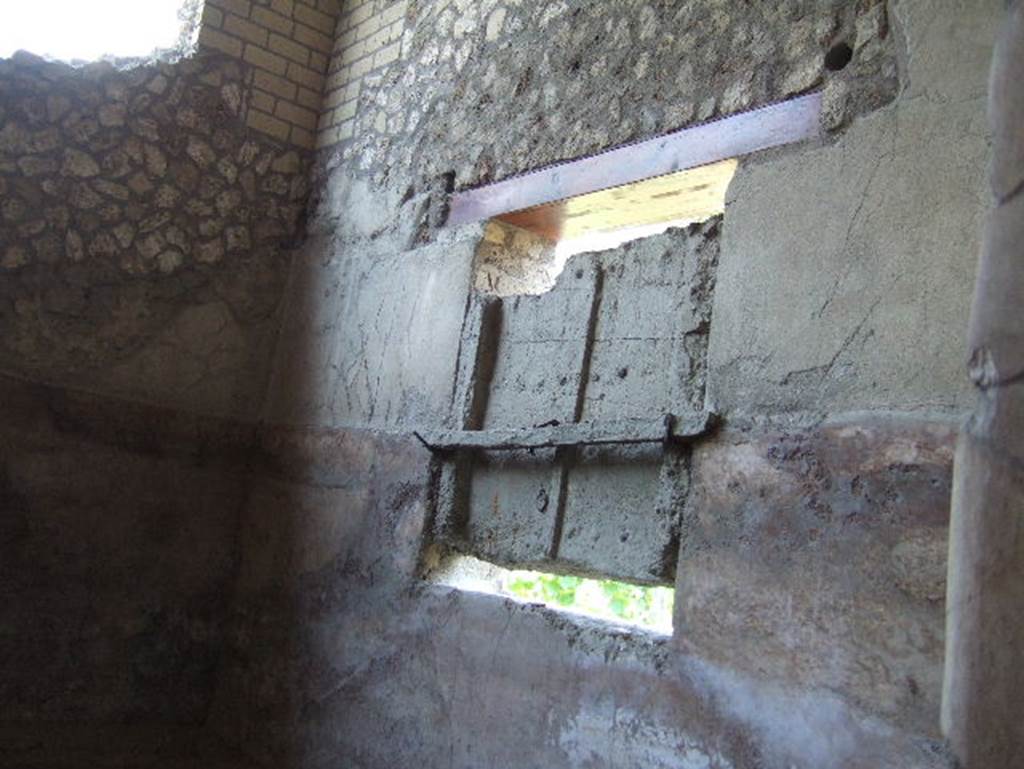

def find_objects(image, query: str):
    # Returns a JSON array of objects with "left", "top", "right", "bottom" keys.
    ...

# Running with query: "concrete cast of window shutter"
[{"left": 429, "top": 222, "right": 719, "bottom": 583}]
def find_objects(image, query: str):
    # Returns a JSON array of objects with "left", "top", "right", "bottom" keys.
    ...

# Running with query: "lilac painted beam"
[{"left": 447, "top": 91, "right": 823, "bottom": 226}]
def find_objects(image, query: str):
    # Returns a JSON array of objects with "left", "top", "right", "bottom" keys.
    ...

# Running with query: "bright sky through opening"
[{"left": 0, "top": 0, "right": 188, "bottom": 62}]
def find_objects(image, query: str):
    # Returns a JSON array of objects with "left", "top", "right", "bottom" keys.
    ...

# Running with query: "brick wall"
[
  {"left": 197, "top": 0, "right": 342, "bottom": 149},
  {"left": 318, "top": 0, "right": 408, "bottom": 148}
]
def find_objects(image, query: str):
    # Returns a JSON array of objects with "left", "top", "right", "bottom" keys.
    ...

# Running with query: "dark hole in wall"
[{"left": 825, "top": 41, "right": 854, "bottom": 71}]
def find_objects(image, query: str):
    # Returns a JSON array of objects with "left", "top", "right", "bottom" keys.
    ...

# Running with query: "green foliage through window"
[{"left": 502, "top": 569, "right": 674, "bottom": 633}]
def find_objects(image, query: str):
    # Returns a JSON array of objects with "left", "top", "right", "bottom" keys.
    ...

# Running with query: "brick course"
[
  {"left": 199, "top": 0, "right": 343, "bottom": 149},
  {"left": 317, "top": 0, "right": 408, "bottom": 149}
]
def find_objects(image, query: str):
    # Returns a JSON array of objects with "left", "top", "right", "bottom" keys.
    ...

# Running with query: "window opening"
[
  {"left": 458, "top": 92, "right": 822, "bottom": 296},
  {"left": 0, "top": 0, "right": 197, "bottom": 63},
  {"left": 474, "top": 158, "right": 736, "bottom": 296},
  {"left": 428, "top": 552, "right": 674, "bottom": 635},
  {"left": 449, "top": 92, "right": 822, "bottom": 227},
  {"left": 510, "top": 157, "right": 737, "bottom": 256},
  {"left": 433, "top": 93, "right": 823, "bottom": 638}
]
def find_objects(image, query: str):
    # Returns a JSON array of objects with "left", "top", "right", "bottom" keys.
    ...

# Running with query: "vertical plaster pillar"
[{"left": 942, "top": 2, "right": 1024, "bottom": 766}]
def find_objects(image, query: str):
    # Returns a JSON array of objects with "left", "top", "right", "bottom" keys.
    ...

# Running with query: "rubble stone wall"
[
  {"left": 0, "top": 51, "right": 311, "bottom": 418},
  {"left": 317, "top": 0, "right": 897, "bottom": 185}
]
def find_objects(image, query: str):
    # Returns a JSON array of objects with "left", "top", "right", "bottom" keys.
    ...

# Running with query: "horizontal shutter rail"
[{"left": 414, "top": 411, "right": 717, "bottom": 452}]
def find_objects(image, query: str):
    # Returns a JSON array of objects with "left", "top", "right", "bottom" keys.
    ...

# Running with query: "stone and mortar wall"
[
  {"left": 0, "top": 50, "right": 313, "bottom": 418},
  {"left": 0, "top": 3, "right": 341, "bottom": 766},
  {"left": 0, "top": 0, "right": 1006, "bottom": 767},
  {"left": 0, "top": 11, "right": 339, "bottom": 755},
  {"left": 236, "top": 0, "right": 1004, "bottom": 767},
  {"left": 276, "top": 0, "right": 903, "bottom": 430},
  {"left": 316, "top": 0, "right": 896, "bottom": 179},
  {"left": 0, "top": 0, "right": 347, "bottom": 416}
]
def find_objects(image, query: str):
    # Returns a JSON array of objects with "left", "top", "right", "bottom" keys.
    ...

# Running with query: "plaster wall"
[
  {"left": 709, "top": 0, "right": 997, "bottom": 418},
  {"left": 208, "top": 425, "right": 962, "bottom": 769},
  {"left": 0, "top": 0, "right": 1006, "bottom": 767},
  {"left": 239, "top": 0, "right": 1001, "bottom": 766}
]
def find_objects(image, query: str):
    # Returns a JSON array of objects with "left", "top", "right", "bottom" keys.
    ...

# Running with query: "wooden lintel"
[{"left": 447, "top": 92, "right": 822, "bottom": 227}]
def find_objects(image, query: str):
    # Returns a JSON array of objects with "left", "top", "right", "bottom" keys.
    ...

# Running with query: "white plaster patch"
[
  {"left": 558, "top": 700, "right": 732, "bottom": 769},
  {"left": 681, "top": 655, "right": 913, "bottom": 769}
]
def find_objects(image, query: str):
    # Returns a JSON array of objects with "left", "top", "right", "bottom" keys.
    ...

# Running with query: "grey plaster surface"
[
  {"left": 481, "top": 259, "right": 599, "bottom": 428},
  {"left": 263, "top": 227, "right": 477, "bottom": 428},
  {"left": 707, "top": 0, "right": 1000, "bottom": 419},
  {"left": 558, "top": 445, "right": 669, "bottom": 580},
  {"left": 434, "top": 224, "right": 718, "bottom": 582},
  {"left": 206, "top": 420, "right": 956, "bottom": 769},
  {"left": 942, "top": 4, "right": 1024, "bottom": 764}
]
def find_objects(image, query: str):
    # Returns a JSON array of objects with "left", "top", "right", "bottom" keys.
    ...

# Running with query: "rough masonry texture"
[
  {"left": 199, "top": 0, "right": 342, "bottom": 149},
  {"left": 0, "top": 1, "right": 1012, "bottom": 768},
  {"left": 318, "top": 0, "right": 897, "bottom": 184},
  {"left": 0, "top": 51, "right": 311, "bottom": 417}
]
